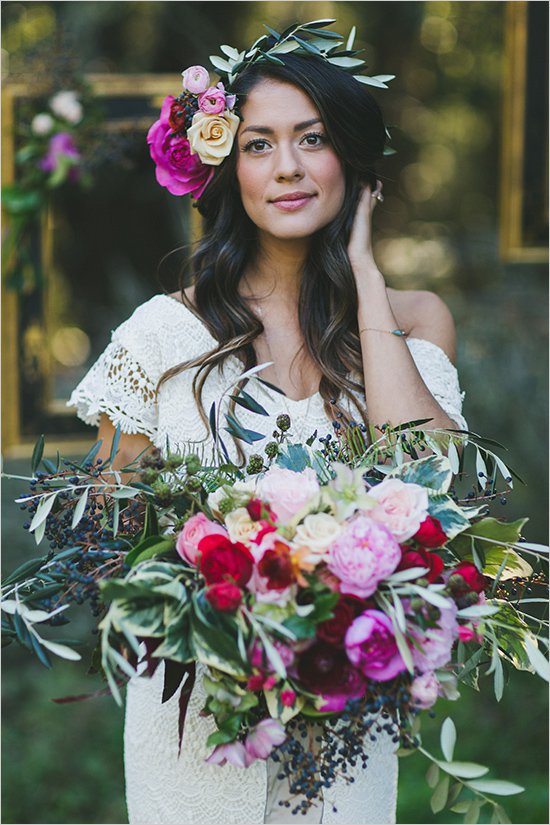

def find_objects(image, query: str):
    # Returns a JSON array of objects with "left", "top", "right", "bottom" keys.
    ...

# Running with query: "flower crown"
[{"left": 147, "top": 19, "right": 395, "bottom": 200}]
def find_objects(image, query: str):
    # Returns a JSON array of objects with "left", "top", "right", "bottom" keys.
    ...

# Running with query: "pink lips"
[{"left": 270, "top": 191, "right": 315, "bottom": 211}]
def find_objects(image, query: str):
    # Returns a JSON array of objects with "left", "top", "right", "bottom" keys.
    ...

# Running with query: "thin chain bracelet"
[{"left": 359, "top": 327, "right": 408, "bottom": 337}]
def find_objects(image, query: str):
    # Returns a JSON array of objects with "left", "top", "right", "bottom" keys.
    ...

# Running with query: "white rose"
[
  {"left": 293, "top": 513, "right": 343, "bottom": 562},
  {"left": 187, "top": 110, "right": 240, "bottom": 166},
  {"left": 207, "top": 479, "right": 257, "bottom": 518},
  {"left": 49, "top": 91, "right": 83, "bottom": 124},
  {"left": 31, "top": 113, "right": 54, "bottom": 135},
  {"left": 225, "top": 507, "right": 257, "bottom": 544}
]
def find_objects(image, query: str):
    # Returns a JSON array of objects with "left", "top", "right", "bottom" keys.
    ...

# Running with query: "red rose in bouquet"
[
  {"left": 397, "top": 546, "right": 444, "bottom": 583},
  {"left": 412, "top": 516, "right": 447, "bottom": 548},
  {"left": 449, "top": 561, "right": 488, "bottom": 594},
  {"left": 257, "top": 538, "right": 294, "bottom": 590},
  {"left": 205, "top": 581, "right": 243, "bottom": 613},
  {"left": 199, "top": 534, "right": 253, "bottom": 587},
  {"left": 316, "top": 595, "right": 369, "bottom": 645},
  {"left": 296, "top": 640, "right": 366, "bottom": 711}
]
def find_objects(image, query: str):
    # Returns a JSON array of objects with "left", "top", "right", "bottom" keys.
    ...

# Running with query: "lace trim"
[{"left": 67, "top": 341, "right": 159, "bottom": 441}]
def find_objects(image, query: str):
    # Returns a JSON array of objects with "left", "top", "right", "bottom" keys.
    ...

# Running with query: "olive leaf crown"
[{"left": 209, "top": 19, "right": 396, "bottom": 155}]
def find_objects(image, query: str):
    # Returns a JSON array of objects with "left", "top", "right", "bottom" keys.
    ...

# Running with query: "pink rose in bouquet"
[
  {"left": 345, "top": 610, "right": 408, "bottom": 681},
  {"left": 205, "top": 740, "right": 248, "bottom": 768},
  {"left": 245, "top": 718, "right": 286, "bottom": 762},
  {"left": 327, "top": 515, "right": 401, "bottom": 598},
  {"left": 176, "top": 512, "right": 227, "bottom": 565},
  {"left": 257, "top": 466, "right": 320, "bottom": 524},
  {"left": 369, "top": 478, "right": 429, "bottom": 542},
  {"left": 147, "top": 96, "right": 214, "bottom": 198},
  {"left": 410, "top": 601, "right": 458, "bottom": 672},
  {"left": 410, "top": 670, "right": 440, "bottom": 709}
]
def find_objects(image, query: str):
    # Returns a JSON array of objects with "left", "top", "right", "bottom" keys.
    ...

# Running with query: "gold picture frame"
[
  {"left": 500, "top": 1, "right": 549, "bottom": 263},
  {"left": 2, "top": 74, "right": 202, "bottom": 457}
]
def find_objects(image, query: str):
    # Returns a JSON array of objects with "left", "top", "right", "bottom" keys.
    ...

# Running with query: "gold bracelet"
[{"left": 359, "top": 327, "right": 408, "bottom": 337}]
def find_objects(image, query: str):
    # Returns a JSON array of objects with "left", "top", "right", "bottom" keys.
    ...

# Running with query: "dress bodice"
[{"left": 67, "top": 293, "right": 467, "bottom": 825}]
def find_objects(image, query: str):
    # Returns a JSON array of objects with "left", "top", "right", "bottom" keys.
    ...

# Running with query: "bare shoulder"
[
  {"left": 168, "top": 285, "right": 195, "bottom": 306},
  {"left": 388, "top": 288, "right": 457, "bottom": 363}
]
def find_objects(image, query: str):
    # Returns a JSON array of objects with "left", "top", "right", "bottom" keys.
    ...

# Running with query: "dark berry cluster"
[{"left": 271, "top": 684, "right": 412, "bottom": 815}]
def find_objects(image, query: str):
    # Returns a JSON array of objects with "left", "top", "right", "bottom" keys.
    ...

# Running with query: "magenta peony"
[
  {"left": 345, "top": 610, "right": 408, "bottom": 681},
  {"left": 327, "top": 515, "right": 401, "bottom": 598},
  {"left": 147, "top": 96, "right": 214, "bottom": 198},
  {"left": 368, "top": 478, "right": 429, "bottom": 542}
]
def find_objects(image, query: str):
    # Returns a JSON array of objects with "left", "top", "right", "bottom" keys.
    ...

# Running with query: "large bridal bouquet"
[{"left": 2, "top": 405, "right": 548, "bottom": 822}]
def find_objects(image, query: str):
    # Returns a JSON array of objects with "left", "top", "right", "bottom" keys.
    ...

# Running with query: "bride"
[{"left": 69, "top": 22, "right": 466, "bottom": 825}]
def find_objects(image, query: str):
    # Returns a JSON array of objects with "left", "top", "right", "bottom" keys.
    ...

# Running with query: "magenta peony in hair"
[
  {"left": 327, "top": 515, "right": 401, "bottom": 598},
  {"left": 147, "top": 96, "right": 214, "bottom": 198},
  {"left": 345, "top": 609, "right": 408, "bottom": 681}
]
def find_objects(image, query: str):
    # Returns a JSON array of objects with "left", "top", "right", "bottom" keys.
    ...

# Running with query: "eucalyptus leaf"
[
  {"left": 346, "top": 26, "right": 357, "bottom": 50},
  {"left": 440, "top": 717, "right": 457, "bottom": 762},
  {"left": 220, "top": 44, "right": 240, "bottom": 60},
  {"left": 40, "top": 638, "right": 82, "bottom": 661},
  {"left": 71, "top": 487, "right": 89, "bottom": 529},
  {"left": 430, "top": 775, "right": 449, "bottom": 814},
  {"left": 426, "top": 762, "right": 440, "bottom": 788},
  {"left": 524, "top": 635, "right": 550, "bottom": 681},
  {"left": 31, "top": 435, "right": 45, "bottom": 474},
  {"left": 29, "top": 493, "right": 58, "bottom": 533},
  {"left": 436, "top": 760, "right": 489, "bottom": 779},
  {"left": 467, "top": 779, "right": 524, "bottom": 796},
  {"left": 209, "top": 55, "right": 233, "bottom": 73}
]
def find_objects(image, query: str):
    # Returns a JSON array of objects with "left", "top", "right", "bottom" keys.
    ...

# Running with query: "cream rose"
[
  {"left": 187, "top": 110, "right": 240, "bottom": 166},
  {"left": 225, "top": 507, "right": 258, "bottom": 545},
  {"left": 293, "top": 513, "right": 343, "bottom": 563}
]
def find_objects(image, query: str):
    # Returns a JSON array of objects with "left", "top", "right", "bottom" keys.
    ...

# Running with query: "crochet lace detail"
[{"left": 67, "top": 293, "right": 467, "bottom": 824}]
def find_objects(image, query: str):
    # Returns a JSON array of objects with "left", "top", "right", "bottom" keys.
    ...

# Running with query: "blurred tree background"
[{"left": 2, "top": 2, "right": 548, "bottom": 824}]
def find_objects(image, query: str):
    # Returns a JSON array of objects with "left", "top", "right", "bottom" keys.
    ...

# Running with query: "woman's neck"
[{"left": 243, "top": 233, "right": 310, "bottom": 302}]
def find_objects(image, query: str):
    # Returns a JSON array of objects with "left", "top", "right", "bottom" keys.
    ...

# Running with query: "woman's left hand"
[{"left": 347, "top": 182, "right": 384, "bottom": 276}]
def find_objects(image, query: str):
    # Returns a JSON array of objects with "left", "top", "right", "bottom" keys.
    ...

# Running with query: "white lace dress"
[{"left": 68, "top": 293, "right": 467, "bottom": 825}]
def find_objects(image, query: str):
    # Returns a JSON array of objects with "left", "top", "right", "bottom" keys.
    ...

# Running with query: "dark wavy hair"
[{"left": 159, "top": 53, "right": 387, "bottom": 455}]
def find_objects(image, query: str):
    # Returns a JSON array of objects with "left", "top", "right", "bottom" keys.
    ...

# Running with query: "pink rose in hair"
[
  {"left": 182, "top": 65, "right": 210, "bottom": 94},
  {"left": 147, "top": 96, "right": 214, "bottom": 198},
  {"left": 327, "top": 515, "right": 401, "bottom": 598},
  {"left": 257, "top": 466, "right": 320, "bottom": 524},
  {"left": 368, "top": 478, "right": 429, "bottom": 542},
  {"left": 176, "top": 511, "right": 227, "bottom": 565},
  {"left": 198, "top": 86, "right": 227, "bottom": 115},
  {"left": 345, "top": 609, "right": 408, "bottom": 681}
]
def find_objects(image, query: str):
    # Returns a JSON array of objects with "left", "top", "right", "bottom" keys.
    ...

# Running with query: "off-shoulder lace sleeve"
[
  {"left": 68, "top": 341, "right": 158, "bottom": 440},
  {"left": 407, "top": 337, "right": 468, "bottom": 431},
  {"left": 67, "top": 301, "right": 164, "bottom": 441}
]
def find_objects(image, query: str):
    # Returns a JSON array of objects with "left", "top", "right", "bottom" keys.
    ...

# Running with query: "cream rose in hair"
[
  {"left": 187, "top": 110, "right": 240, "bottom": 166},
  {"left": 293, "top": 513, "right": 343, "bottom": 563}
]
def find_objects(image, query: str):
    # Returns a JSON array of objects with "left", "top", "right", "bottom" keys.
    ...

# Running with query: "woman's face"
[{"left": 235, "top": 79, "right": 346, "bottom": 241}]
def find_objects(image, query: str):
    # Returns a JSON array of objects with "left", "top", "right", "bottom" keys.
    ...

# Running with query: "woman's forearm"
[{"left": 354, "top": 263, "right": 456, "bottom": 430}]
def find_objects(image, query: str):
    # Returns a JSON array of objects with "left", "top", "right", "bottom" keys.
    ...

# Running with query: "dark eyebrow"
[{"left": 240, "top": 117, "right": 322, "bottom": 136}]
